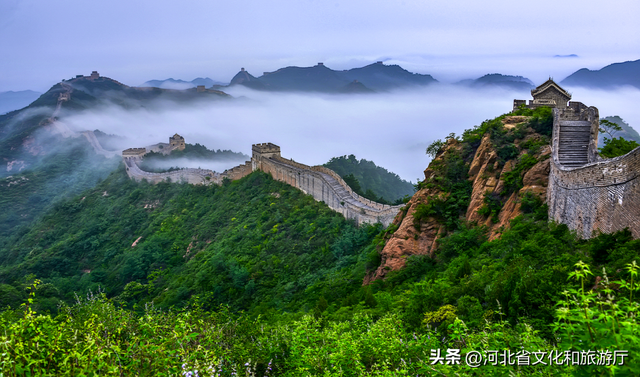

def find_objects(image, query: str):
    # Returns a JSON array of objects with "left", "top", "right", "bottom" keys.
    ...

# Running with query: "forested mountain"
[
  {"left": 561, "top": 59, "right": 640, "bottom": 89},
  {"left": 457, "top": 73, "right": 535, "bottom": 91},
  {"left": 324, "top": 154, "right": 414, "bottom": 204},
  {"left": 2, "top": 103, "right": 639, "bottom": 375},
  {"left": 0, "top": 75, "right": 236, "bottom": 254},
  {"left": 599, "top": 116, "right": 640, "bottom": 145},
  {"left": 139, "top": 77, "right": 227, "bottom": 89},
  {"left": 226, "top": 62, "right": 437, "bottom": 92}
]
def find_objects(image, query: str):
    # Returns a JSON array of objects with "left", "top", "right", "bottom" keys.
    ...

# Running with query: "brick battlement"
[
  {"left": 548, "top": 106, "right": 640, "bottom": 238},
  {"left": 119, "top": 138, "right": 401, "bottom": 226}
]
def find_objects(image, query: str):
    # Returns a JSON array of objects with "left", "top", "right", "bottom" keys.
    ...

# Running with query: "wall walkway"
[
  {"left": 259, "top": 155, "right": 402, "bottom": 227},
  {"left": 548, "top": 104, "right": 640, "bottom": 238}
]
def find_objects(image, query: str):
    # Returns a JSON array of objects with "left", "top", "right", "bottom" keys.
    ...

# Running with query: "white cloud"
[{"left": 57, "top": 85, "right": 638, "bottom": 182}]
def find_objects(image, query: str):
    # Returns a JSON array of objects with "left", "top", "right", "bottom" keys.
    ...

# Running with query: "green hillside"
[
  {"left": 0, "top": 167, "right": 379, "bottom": 315},
  {"left": 1, "top": 109, "right": 639, "bottom": 375},
  {"left": 324, "top": 154, "right": 415, "bottom": 204},
  {"left": 0, "top": 138, "right": 119, "bottom": 244}
]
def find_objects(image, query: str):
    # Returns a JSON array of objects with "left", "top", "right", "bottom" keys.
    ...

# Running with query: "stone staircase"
[
  {"left": 317, "top": 171, "right": 374, "bottom": 210},
  {"left": 558, "top": 120, "right": 591, "bottom": 168}
]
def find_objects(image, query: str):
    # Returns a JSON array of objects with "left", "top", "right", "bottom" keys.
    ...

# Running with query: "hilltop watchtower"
[
  {"left": 513, "top": 79, "right": 571, "bottom": 111},
  {"left": 169, "top": 133, "right": 186, "bottom": 151},
  {"left": 90, "top": 71, "right": 100, "bottom": 79},
  {"left": 251, "top": 143, "right": 281, "bottom": 171}
]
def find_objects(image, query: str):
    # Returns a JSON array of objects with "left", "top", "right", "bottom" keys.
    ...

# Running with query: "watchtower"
[
  {"left": 169, "top": 133, "right": 186, "bottom": 151},
  {"left": 196, "top": 85, "right": 205, "bottom": 92},
  {"left": 251, "top": 143, "right": 281, "bottom": 171},
  {"left": 513, "top": 79, "right": 572, "bottom": 111},
  {"left": 90, "top": 71, "right": 100, "bottom": 79}
]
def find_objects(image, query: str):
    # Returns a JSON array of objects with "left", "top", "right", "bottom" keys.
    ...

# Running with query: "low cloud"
[{"left": 60, "top": 85, "right": 640, "bottom": 182}]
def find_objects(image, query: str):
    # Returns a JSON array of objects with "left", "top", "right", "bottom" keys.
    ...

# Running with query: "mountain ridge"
[{"left": 561, "top": 59, "right": 640, "bottom": 89}]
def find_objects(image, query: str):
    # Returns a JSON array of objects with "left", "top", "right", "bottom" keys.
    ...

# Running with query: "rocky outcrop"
[
  {"left": 364, "top": 128, "right": 553, "bottom": 283},
  {"left": 363, "top": 140, "right": 460, "bottom": 283}
]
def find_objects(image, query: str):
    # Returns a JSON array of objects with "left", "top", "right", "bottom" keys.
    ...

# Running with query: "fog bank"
[{"left": 61, "top": 85, "right": 640, "bottom": 182}]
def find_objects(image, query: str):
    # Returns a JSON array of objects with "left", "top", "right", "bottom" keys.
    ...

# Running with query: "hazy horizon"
[
  {"left": 1, "top": 0, "right": 638, "bottom": 92},
  {"left": 56, "top": 84, "right": 640, "bottom": 182}
]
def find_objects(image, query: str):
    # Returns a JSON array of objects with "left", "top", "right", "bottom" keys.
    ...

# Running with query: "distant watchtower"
[
  {"left": 90, "top": 71, "right": 100, "bottom": 79},
  {"left": 169, "top": 133, "right": 186, "bottom": 151},
  {"left": 251, "top": 143, "right": 281, "bottom": 171},
  {"left": 513, "top": 79, "right": 571, "bottom": 111}
]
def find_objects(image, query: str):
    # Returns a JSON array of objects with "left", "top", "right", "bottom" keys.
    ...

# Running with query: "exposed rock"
[
  {"left": 364, "top": 126, "right": 554, "bottom": 284},
  {"left": 131, "top": 236, "right": 142, "bottom": 247},
  {"left": 466, "top": 135, "right": 498, "bottom": 224},
  {"left": 523, "top": 159, "right": 550, "bottom": 187},
  {"left": 489, "top": 191, "right": 520, "bottom": 240},
  {"left": 493, "top": 159, "right": 515, "bottom": 195},
  {"left": 363, "top": 186, "right": 443, "bottom": 284},
  {"left": 6, "top": 160, "right": 26, "bottom": 172},
  {"left": 467, "top": 134, "right": 493, "bottom": 179},
  {"left": 364, "top": 140, "right": 460, "bottom": 283},
  {"left": 502, "top": 116, "right": 529, "bottom": 129}
]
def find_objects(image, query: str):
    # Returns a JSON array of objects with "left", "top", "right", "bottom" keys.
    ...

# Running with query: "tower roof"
[{"left": 531, "top": 78, "right": 571, "bottom": 99}]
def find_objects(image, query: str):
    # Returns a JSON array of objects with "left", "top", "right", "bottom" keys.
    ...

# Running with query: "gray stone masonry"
[
  {"left": 121, "top": 138, "right": 401, "bottom": 227},
  {"left": 548, "top": 104, "right": 640, "bottom": 238}
]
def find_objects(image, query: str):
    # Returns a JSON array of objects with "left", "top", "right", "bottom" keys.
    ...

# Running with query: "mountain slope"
[
  {"left": 561, "top": 59, "right": 640, "bottom": 89},
  {"left": 458, "top": 74, "right": 534, "bottom": 91},
  {"left": 229, "top": 62, "right": 438, "bottom": 92},
  {"left": 599, "top": 116, "right": 640, "bottom": 146},
  {"left": 339, "top": 62, "right": 437, "bottom": 91},
  {"left": 258, "top": 63, "right": 349, "bottom": 92},
  {"left": 139, "top": 77, "right": 227, "bottom": 89},
  {"left": 324, "top": 154, "right": 414, "bottom": 203},
  {"left": 0, "top": 168, "right": 376, "bottom": 313}
]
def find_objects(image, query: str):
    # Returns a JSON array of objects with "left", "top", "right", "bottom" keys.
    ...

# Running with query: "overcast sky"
[{"left": 1, "top": 0, "right": 639, "bottom": 92}]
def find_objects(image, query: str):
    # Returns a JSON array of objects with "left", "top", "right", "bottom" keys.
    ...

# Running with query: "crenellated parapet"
[
  {"left": 119, "top": 137, "right": 401, "bottom": 226},
  {"left": 547, "top": 104, "right": 640, "bottom": 238},
  {"left": 255, "top": 147, "right": 402, "bottom": 226}
]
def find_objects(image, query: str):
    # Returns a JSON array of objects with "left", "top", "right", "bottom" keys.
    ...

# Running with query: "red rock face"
[
  {"left": 363, "top": 140, "right": 460, "bottom": 284},
  {"left": 364, "top": 128, "right": 553, "bottom": 284},
  {"left": 363, "top": 185, "right": 443, "bottom": 284}
]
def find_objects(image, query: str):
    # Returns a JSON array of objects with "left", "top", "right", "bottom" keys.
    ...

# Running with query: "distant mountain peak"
[
  {"left": 457, "top": 73, "right": 534, "bottom": 90},
  {"left": 139, "top": 77, "right": 227, "bottom": 90},
  {"left": 227, "top": 61, "right": 437, "bottom": 92},
  {"left": 561, "top": 59, "right": 640, "bottom": 89}
]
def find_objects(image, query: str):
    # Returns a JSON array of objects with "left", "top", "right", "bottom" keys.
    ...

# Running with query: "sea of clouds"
[{"left": 59, "top": 85, "right": 640, "bottom": 182}]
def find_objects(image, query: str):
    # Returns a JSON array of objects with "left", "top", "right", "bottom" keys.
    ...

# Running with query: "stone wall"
[
  {"left": 124, "top": 159, "right": 219, "bottom": 185},
  {"left": 548, "top": 106, "right": 640, "bottom": 238},
  {"left": 121, "top": 140, "right": 402, "bottom": 227},
  {"left": 223, "top": 161, "right": 253, "bottom": 181},
  {"left": 258, "top": 154, "right": 402, "bottom": 227}
]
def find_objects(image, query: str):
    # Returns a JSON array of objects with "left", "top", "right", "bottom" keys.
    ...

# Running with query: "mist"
[
  {"left": 60, "top": 85, "right": 640, "bottom": 182},
  {"left": 141, "top": 157, "right": 249, "bottom": 173}
]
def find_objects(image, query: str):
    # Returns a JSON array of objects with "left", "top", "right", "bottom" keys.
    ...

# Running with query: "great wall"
[
  {"left": 547, "top": 103, "right": 640, "bottom": 239},
  {"left": 118, "top": 78, "right": 640, "bottom": 236},
  {"left": 45, "top": 72, "right": 639, "bottom": 237},
  {"left": 122, "top": 139, "right": 402, "bottom": 227},
  {"left": 515, "top": 79, "right": 640, "bottom": 239}
]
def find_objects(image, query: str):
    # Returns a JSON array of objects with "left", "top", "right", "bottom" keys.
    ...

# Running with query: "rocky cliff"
[{"left": 364, "top": 115, "right": 552, "bottom": 283}]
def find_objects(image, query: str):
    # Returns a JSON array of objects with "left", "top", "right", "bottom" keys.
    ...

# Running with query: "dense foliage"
[
  {"left": 2, "top": 105, "right": 639, "bottom": 375},
  {"left": 324, "top": 154, "right": 414, "bottom": 204},
  {"left": 0, "top": 137, "right": 119, "bottom": 245},
  {"left": 0, "top": 168, "right": 381, "bottom": 316},
  {"left": 599, "top": 137, "right": 640, "bottom": 158}
]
